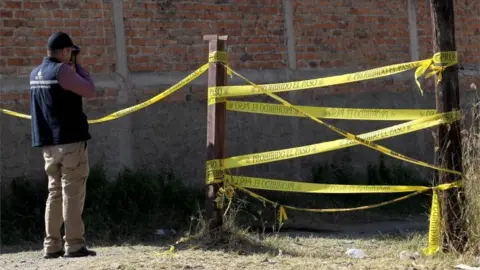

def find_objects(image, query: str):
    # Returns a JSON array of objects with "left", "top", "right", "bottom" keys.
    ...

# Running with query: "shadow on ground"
[{"left": 0, "top": 216, "right": 429, "bottom": 257}]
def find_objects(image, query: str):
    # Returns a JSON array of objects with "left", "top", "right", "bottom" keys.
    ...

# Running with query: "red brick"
[
  {"left": 80, "top": 57, "right": 97, "bottom": 65},
  {"left": 130, "top": 38, "right": 146, "bottom": 46},
  {"left": 134, "top": 56, "right": 149, "bottom": 63},
  {"left": 62, "top": 1, "right": 80, "bottom": 9},
  {"left": 33, "top": 38, "right": 46, "bottom": 47},
  {"left": 31, "top": 29, "right": 50, "bottom": 37},
  {"left": 23, "top": 1, "right": 41, "bottom": 9},
  {"left": 1, "top": 29, "right": 14, "bottom": 37},
  {"left": 46, "top": 19, "right": 64, "bottom": 27},
  {"left": 3, "top": 19, "right": 24, "bottom": 27},
  {"left": 52, "top": 10, "right": 70, "bottom": 18},
  {"left": 14, "top": 48, "right": 30, "bottom": 56},
  {"left": 7, "top": 58, "right": 27, "bottom": 66},
  {"left": 5, "top": 1, "right": 22, "bottom": 9},
  {"left": 1, "top": 10, "right": 13, "bottom": 17},
  {"left": 41, "top": 1, "right": 60, "bottom": 9},
  {"left": 0, "top": 0, "right": 477, "bottom": 98}
]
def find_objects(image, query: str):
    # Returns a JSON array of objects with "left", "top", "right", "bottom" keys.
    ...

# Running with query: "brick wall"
[
  {"left": 416, "top": 0, "right": 480, "bottom": 63},
  {"left": 294, "top": 1, "right": 410, "bottom": 70},
  {"left": 1, "top": 0, "right": 479, "bottom": 183},
  {"left": 124, "top": 0, "right": 286, "bottom": 72},
  {"left": 1, "top": 0, "right": 118, "bottom": 111},
  {"left": 1, "top": 1, "right": 478, "bottom": 88},
  {"left": 1, "top": 0, "right": 116, "bottom": 75}
]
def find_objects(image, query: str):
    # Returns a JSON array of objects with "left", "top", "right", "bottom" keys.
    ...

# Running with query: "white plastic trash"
[{"left": 346, "top": 248, "right": 366, "bottom": 259}]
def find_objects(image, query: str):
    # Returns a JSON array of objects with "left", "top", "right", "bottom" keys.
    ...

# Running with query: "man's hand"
[
  {"left": 73, "top": 52, "right": 82, "bottom": 67},
  {"left": 59, "top": 48, "right": 95, "bottom": 99},
  {"left": 70, "top": 48, "right": 81, "bottom": 73}
]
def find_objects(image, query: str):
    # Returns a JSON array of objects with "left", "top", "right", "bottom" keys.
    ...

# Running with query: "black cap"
[{"left": 47, "top": 32, "right": 79, "bottom": 52}]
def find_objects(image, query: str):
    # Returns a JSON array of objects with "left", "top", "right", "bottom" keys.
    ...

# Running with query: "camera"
[
  {"left": 70, "top": 46, "right": 80, "bottom": 64},
  {"left": 72, "top": 45, "right": 80, "bottom": 56}
]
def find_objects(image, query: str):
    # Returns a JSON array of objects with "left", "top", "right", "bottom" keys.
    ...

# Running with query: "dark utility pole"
[
  {"left": 429, "top": 0, "right": 467, "bottom": 253},
  {"left": 204, "top": 35, "right": 228, "bottom": 230}
]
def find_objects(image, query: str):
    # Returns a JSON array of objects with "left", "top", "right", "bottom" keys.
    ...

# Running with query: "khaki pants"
[{"left": 42, "top": 141, "right": 89, "bottom": 253}]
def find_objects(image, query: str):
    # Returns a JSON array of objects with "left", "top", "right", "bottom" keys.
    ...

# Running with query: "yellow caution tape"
[
  {"left": 220, "top": 64, "right": 462, "bottom": 175},
  {"left": 0, "top": 63, "right": 209, "bottom": 124},
  {"left": 420, "top": 180, "right": 462, "bottom": 256},
  {"left": 226, "top": 101, "right": 437, "bottom": 121},
  {"left": 88, "top": 64, "right": 208, "bottom": 123},
  {"left": 278, "top": 206, "right": 288, "bottom": 223},
  {"left": 233, "top": 182, "right": 431, "bottom": 214},
  {"left": 208, "top": 50, "right": 232, "bottom": 80},
  {"left": 417, "top": 50, "right": 459, "bottom": 88},
  {"left": 219, "top": 174, "right": 431, "bottom": 193},
  {"left": 154, "top": 245, "right": 176, "bottom": 257},
  {"left": 206, "top": 158, "right": 225, "bottom": 185},
  {"left": 206, "top": 50, "right": 231, "bottom": 105},
  {"left": 224, "top": 179, "right": 461, "bottom": 255},
  {"left": 422, "top": 189, "right": 441, "bottom": 255},
  {"left": 207, "top": 110, "right": 460, "bottom": 171},
  {"left": 208, "top": 51, "right": 457, "bottom": 99},
  {"left": 205, "top": 51, "right": 459, "bottom": 256},
  {"left": 207, "top": 96, "right": 227, "bottom": 105},
  {"left": 0, "top": 108, "right": 32, "bottom": 120},
  {"left": 208, "top": 51, "right": 228, "bottom": 64}
]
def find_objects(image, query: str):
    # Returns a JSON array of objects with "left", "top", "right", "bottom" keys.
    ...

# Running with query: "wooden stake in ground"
[
  {"left": 204, "top": 34, "right": 228, "bottom": 230},
  {"left": 429, "top": 0, "right": 467, "bottom": 253}
]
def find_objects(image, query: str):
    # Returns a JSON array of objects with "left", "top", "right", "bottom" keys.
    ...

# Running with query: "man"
[{"left": 30, "top": 32, "right": 96, "bottom": 259}]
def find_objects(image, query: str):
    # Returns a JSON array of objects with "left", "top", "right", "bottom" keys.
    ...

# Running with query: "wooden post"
[
  {"left": 203, "top": 34, "right": 228, "bottom": 230},
  {"left": 429, "top": 0, "right": 467, "bottom": 253}
]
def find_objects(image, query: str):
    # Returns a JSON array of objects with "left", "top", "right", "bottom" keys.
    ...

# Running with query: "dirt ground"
[{"left": 2, "top": 220, "right": 479, "bottom": 270}]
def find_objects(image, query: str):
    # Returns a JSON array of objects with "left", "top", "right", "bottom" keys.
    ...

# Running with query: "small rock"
[
  {"left": 411, "top": 252, "right": 420, "bottom": 260},
  {"left": 400, "top": 250, "right": 420, "bottom": 261},
  {"left": 261, "top": 258, "right": 276, "bottom": 265},
  {"left": 155, "top": 229, "right": 167, "bottom": 236},
  {"left": 399, "top": 250, "right": 410, "bottom": 260}
]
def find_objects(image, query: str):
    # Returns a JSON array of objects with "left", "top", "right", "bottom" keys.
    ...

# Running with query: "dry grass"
[
  {"left": 1, "top": 231, "right": 479, "bottom": 270},
  {"left": 462, "top": 94, "right": 480, "bottom": 253},
  {"left": 3, "top": 196, "right": 480, "bottom": 270},
  {"left": 3, "top": 94, "right": 480, "bottom": 270}
]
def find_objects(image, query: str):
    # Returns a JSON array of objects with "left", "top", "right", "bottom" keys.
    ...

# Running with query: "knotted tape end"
[
  {"left": 278, "top": 206, "right": 288, "bottom": 224},
  {"left": 414, "top": 51, "right": 458, "bottom": 96}
]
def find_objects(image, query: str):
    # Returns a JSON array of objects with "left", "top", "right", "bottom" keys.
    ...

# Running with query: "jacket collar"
[{"left": 43, "top": 56, "right": 62, "bottom": 64}]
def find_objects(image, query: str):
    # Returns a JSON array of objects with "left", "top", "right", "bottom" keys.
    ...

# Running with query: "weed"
[
  {"left": 0, "top": 165, "right": 203, "bottom": 246},
  {"left": 461, "top": 92, "right": 480, "bottom": 254}
]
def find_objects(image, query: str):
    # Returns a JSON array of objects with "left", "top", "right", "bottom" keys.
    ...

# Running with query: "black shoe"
[
  {"left": 43, "top": 250, "right": 65, "bottom": 259},
  {"left": 63, "top": 247, "right": 96, "bottom": 258}
]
